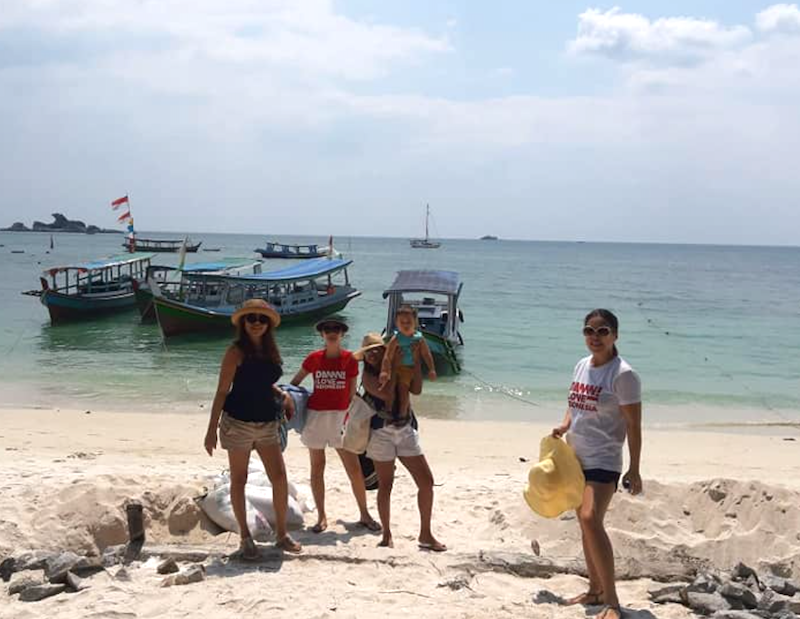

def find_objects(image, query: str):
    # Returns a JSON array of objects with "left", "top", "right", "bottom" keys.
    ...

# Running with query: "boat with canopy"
[
  {"left": 24, "top": 253, "right": 155, "bottom": 324},
  {"left": 133, "top": 257, "right": 264, "bottom": 322},
  {"left": 125, "top": 238, "right": 202, "bottom": 253},
  {"left": 255, "top": 241, "right": 329, "bottom": 259},
  {"left": 383, "top": 269, "right": 464, "bottom": 374},
  {"left": 152, "top": 257, "right": 360, "bottom": 338}
]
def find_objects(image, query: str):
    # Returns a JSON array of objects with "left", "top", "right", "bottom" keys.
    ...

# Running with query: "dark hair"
[
  {"left": 234, "top": 322, "right": 282, "bottom": 365},
  {"left": 584, "top": 308, "right": 619, "bottom": 356}
]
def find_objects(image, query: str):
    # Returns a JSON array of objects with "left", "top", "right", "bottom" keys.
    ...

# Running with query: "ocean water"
[{"left": 1, "top": 230, "right": 799, "bottom": 426}]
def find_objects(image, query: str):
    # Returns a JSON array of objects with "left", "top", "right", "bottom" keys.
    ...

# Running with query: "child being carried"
[{"left": 379, "top": 305, "right": 437, "bottom": 416}]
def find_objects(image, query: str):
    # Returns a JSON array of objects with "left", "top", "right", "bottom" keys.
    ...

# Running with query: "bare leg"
[
  {"left": 577, "top": 482, "right": 618, "bottom": 610},
  {"left": 397, "top": 382, "right": 411, "bottom": 417},
  {"left": 254, "top": 442, "right": 301, "bottom": 552},
  {"left": 399, "top": 454, "right": 445, "bottom": 551},
  {"left": 336, "top": 448, "right": 380, "bottom": 529},
  {"left": 227, "top": 448, "right": 252, "bottom": 540},
  {"left": 308, "top": 448, "right": 328, "bottom": 532},
  {"left": 374, "top": 460, "right": 396, "bottom": 547}
]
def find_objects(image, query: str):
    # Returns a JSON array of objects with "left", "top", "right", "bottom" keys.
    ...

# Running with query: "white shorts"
[
  {"left": 301, "top": 409, "right": 346, "bottom": 450},
  {"left": 366, "top": 424, "right": 423, "bottom": 462}
]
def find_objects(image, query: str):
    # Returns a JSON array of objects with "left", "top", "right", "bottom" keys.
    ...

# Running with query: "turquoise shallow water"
[{"left": 1, "top": 231, "right": 799, "bottom": 425}]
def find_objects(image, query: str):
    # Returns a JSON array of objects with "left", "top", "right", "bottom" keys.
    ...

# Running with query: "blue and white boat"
[
  {"left": 27, "top": 253, "right": 155, "bottom": 324},
  {"left": 133, "top": 257, "right": 264, "bottom": 322},
  {"left": 152, "top": 257, "right": 360, "bottom": 338},
  {"left": 255, "top": 241, "right": 330, "bottom": 259},
  {"left": 383, "top": 270, "right": 464, "bottom": 374}
]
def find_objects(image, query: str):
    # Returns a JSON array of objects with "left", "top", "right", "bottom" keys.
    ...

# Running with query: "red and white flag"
[
  {"left": 117, "top": 210, "right": 131, "bottom": 222},
  {"left": 111, "top": 195, "right": 129, "bottom": 209}
]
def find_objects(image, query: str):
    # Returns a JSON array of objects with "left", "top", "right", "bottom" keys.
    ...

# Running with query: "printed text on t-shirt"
[
  {"left": 569, "top": 381, "right": 602, "bottom": 412},
  {"left": 315, "top": 370, "right": 346, "bottom": 390}
]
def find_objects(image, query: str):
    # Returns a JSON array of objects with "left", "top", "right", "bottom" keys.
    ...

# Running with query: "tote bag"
[{"left": 341, "top": 394, "right": 375, "bottom": 454}]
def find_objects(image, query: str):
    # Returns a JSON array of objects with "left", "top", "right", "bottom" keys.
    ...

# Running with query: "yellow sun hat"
[{"left": 523, "top": 436, "right": 586, "bottom": 518}]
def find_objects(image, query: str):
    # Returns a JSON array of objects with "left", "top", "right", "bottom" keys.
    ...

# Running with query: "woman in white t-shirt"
[{"left": 552, "top": 309, "right": 642, "bottom": 619}]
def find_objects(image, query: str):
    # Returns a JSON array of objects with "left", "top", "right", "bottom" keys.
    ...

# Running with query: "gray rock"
[
  {"left": 113, "top": 566, "right": 132, "bottom": 581},
  {"left": 19, "top": 583, "right": 67, "bottom": 602},
  {"left": 160, "top": 564, "right": 206, "bottom": 587},
  {"left": 649, "top": 584, "right": 686, "bottom": 605},
  {"left": 13, "top": 550, "right": 55, "bottom": 573},
  {"left": 683, "top": 591, "right": 732, "bottom": 615},
  {"left": 102, "top": 544, "right": 126, "bottom": 567},
  {"left": 46, "top": 552, "right": 103, "bottom": 583},
  {"left": 708, "top": 482, "right": 728, "bottom": 502},
  {"left": 720, "top": 582, "right": 759, "bottom": 609},
  {"left": 732, "top": 563, "right": 759, "bottom": 582},
  {"left": 757, "top": 589, "right": 800, "bottom": 614},
  {"left": 531, "top": 589, "right": 566, "bottom": 605},
  {"left": 157, "top": 557, "right": 179, "bottom": 575},
  {"left": 66, "top": 571, "right": 90, "bottom": 592},
  {"left": 710, "top": 612, "right": 765, "bottom": 619},
  {"left": 762, "top": 574, "right": 799, "bottom": 597},
  {"left": 8, "top": 569, "right": 46, "bottom": 595},
  {"left": 689, "top": 571, "right": 725, "bottom": 594},
  {"left": 760, "top": 561, "right": 794, "bottom": 579},
  {"left": 0, "top": 556, "right": 16, "bottom": 582}
]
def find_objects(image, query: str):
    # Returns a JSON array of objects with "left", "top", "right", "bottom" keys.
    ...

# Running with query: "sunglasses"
[
  {"left": 583, "top": 325, "right": 613, "bottom": 337},
  {"left": 245, "top": 314, "right": 270, "bottom": 325},
  {"left": 322, "top": 325, "right": 343, "bottom": 333}
]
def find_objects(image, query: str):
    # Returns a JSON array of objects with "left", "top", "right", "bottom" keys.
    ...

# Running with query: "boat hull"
[
  {"left": 420, "top": 330, "right": 461, "bottom": 375},
  {"left": 154, "top": 293, "right": 360, "bottom": 338},
  {"left": 123, "top": 243, "right": 201, "bottom": 253},
  {"left": 133, "top": 285, "right": 156, "bottom": 322},
  {"left": 40, "top": 289, "right": 137, "bottom": 324},
  {"left": 255, "top": 250, "right": 327, "bottom": 259}
]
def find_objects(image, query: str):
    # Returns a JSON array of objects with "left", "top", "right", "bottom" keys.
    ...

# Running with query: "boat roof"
[
  {"left": 44, "top": 252, "right": 156, "bottom": 275},
  {"left": 383, "top": 270, "right": 461, "bottom": 297},
  {"left": 190, "top": 257, "right": 351, "bottom": 283},
  {"left": 182, "top": 258, "right": 261, "bottom": 272}
]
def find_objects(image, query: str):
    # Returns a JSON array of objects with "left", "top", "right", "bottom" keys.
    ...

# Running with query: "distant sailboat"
[{"left": 410, "top": 204, "right": 441, "bottom": 249}]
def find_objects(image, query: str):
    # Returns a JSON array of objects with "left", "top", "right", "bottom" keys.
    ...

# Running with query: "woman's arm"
[
  {"left": 362, "top": 365, "right": 395, "bottom": 400},
  {"left": 551, "top": 408, "right": 572, "bottom": 438},
  {"left": 290, "top": 368, "right": 310, "bottom": 386},
  {"left": 379, "top": 338, "right": 398, "bottom": 387},
  {"left": 272, "top": 384, "right": 294, "bottom": 419},
  {"left": 205, "top": 346, "right": 240, "bottom": 455},
  {"left": 621, "top": 402, "right": 642, "bottom": 494}
]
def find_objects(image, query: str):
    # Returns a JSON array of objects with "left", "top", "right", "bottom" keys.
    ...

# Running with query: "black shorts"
[{"left": 583, "top": 468, "right": 620, "bottom": 490}]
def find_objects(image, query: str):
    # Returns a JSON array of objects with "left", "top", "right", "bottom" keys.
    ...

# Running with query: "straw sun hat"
[
  {"left": 353, "top": 332, "right": 387, "bottom": 360},
  {"left": 230, "top": 299, "right": 281, "bottom": 328},
  {"left": 523, "top": 436, "right": 586, "bottom": 518}
]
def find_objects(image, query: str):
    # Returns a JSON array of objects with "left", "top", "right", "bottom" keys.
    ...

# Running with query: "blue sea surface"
[{"left": 1, "top": 231, "right": 799, "bottom": 425}]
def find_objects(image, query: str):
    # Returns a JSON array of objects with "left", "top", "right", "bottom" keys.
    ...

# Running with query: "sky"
[{"left": 0, "top": 1, "right": 799, "bottom": 245}]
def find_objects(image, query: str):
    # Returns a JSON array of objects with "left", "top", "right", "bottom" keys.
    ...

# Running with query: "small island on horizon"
[
  {"left": 2, "top": 213, "right": 122, "bottom": 234},
  {"left": 480, "top": 235, "right": 499, "bottom": 241}
]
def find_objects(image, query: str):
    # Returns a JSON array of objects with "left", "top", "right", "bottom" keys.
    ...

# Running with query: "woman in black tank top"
[{"left": 204, "top": 300, "right": 302, "bottom": 557}]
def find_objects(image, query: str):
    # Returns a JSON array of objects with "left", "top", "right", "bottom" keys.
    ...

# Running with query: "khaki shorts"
[
  {"left": 366, "top": 423, "right": 423, "bottom": 462},
  {"left": 219, "top": 412, "right": 280, "bottom": 451},
  {"left": 301, "top": 409, "right": 346, "bottom": 450}
]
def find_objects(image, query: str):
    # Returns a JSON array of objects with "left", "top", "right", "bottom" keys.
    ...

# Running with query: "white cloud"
[
  {"left": 0, "top": 0, "right": 450, "bottom": 80},
  {"left": 756, "top": 3, "right": 800, "bottom": 35},
  {"left": 569, "top": 7, "right": 751, "bottom": 64}
]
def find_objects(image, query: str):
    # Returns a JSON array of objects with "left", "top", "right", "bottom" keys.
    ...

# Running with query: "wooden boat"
[
  {"left": 123, "top": 238, "right": 202, "bottom": 253},
  {"left": 25, "top": 253, "right": 155, "bottom": 324},
  {"left": 152, "top": 257, "right": 360, "bottom": 338},
  {"left": 383, "top": 270, "right": 464, "bottom": 375},
  {"left": 133, "top": 258, "right": 264, "bottom": 322},
  {"left": 255, "top": 242, "right": 329, "bottom": 259},
  {"left": 410, "top": 204, "right": 441, "bottom": 249}
]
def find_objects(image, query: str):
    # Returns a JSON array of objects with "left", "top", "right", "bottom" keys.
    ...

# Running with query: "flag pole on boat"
[{"left": 111, "top": 193, "right": 135, "bottom": 252}]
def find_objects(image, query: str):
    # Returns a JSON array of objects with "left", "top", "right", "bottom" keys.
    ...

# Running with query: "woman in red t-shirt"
[{"left": 290, "top": 317, "right": 381, "bottom": 534}]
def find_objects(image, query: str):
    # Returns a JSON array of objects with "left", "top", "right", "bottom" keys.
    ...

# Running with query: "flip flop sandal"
[
  {"left": 358, "top": 520, "right": 382, "bottom": 532},
  {"left": 418, "top": 541, "right": 447, "bottom": 552}
]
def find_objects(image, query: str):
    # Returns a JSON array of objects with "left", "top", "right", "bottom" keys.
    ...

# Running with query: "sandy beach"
[{"left": 1, "top": 406, "right": 799, "bottom": 618}]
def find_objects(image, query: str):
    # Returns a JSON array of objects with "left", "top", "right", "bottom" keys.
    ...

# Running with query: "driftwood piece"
[{"left": 450, "top": 550, "right": 699, "bottom": 583}]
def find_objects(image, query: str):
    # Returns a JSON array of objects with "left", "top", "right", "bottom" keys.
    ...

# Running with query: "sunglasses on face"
[
  {"left": 322, "top": 325, "right": 342, "bottom": 334},
  {"left": 583, "top": 325, "right": 613, "bottom": 337},
  {"left": 245, "top": 314, "right": 270, "bottom": 325}
]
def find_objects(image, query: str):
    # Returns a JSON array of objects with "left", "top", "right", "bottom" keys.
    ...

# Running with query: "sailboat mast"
[{"left": 425, "top": 204, "right": 430, "bottom": 241}]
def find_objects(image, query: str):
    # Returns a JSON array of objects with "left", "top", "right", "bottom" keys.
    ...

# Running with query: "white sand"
[{"left": 1, "top": 406, "right": 799, "bottom": 618}]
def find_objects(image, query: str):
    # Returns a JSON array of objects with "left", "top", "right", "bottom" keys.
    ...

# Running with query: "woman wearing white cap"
[{"left": 204, "top": 299, "right": 302, "bottom": 558}]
